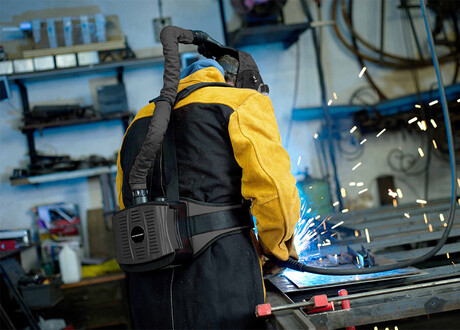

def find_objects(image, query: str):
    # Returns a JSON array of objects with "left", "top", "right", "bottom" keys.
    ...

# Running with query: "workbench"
[{"left": 264, "top": 200, "right": 460, "bottom": 329}]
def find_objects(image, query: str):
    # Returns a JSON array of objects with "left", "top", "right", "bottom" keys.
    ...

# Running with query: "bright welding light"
[
  {"left": 397, "top": 188, "right": 403, "bottom": 198},
  {"left": 388, "top": 189, "right": 397, "bottom": 198},
  {"left": 416, "top": 199, "right": 427, "bottom": 204},
  {"left": 358, "top": 188, "right": 368, "bottom": 194},
  {"left": 313, "top": 132, "right": 319, "bottom": 139},
  {"left": 415, "top": 104, "right": 422, "bottom": 109},
  {"left": 331, "top": 221, "right": 344, "bottom": 229},
  {"left": 404, "top": 213, "right": 410, "bottom": 218},
  {"left": 333, "top": 92, "right": 338, "bottom": 100},
  {"left": 432, "top": 139, "right": 438, "bottom": 149},
  {"left": 352, "top": 162, "right": 362, "bottom": 171},
  {"left": 376, "top": 128, "right": 386, "bottom": 137},
  {"left": 429, "top": 100, "right": 438, "bottom": 106},
  {"left": 430, "top": 119, "right": 437, "bottom": 128},
  {"left": 328, "top": 99, "right": 332, "bottom": 106},
  {"left": 350, "top": 126, "right": 357, "bottom": 133},
  {"left": 418, "top": 148, "right": 424, "bottom": 157},
  {"left": 360, "top": 139, "right": 367, "bottom": 145},
  {"left": 359, "top": 66, "right": 367, "bottom": 77},
  {"left": 457, "top": 99, "right": 460, "bottom": 103},
  {"left": 408, "top": 117, "right": 418, "bottom": 124},
  {"left": 349, "top": 182, "right": 356, "bottom": 186}
]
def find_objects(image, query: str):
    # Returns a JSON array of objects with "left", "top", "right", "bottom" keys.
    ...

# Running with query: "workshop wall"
[{"left": 0, "top": 0, "right": 457, "bottom": 255}]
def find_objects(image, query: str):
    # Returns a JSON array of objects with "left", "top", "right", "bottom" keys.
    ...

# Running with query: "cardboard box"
[
  {"left": 55, "top": 53, "right": 76, "bottom": 68},
  {"left": 33, "top": 56, "right": 55, "bottom": 71},
  {"left": 13, "top": 59, "right": 34, "bottom": 73}
]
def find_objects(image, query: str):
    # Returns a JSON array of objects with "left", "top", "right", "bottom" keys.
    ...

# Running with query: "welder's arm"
[{"left": 228, "top": 93, "right": 300, "bottom": 261}]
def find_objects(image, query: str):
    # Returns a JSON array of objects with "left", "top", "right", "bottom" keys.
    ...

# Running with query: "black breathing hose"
[{"left": 277, "top": 0, "right": 457, "bottom": 275}]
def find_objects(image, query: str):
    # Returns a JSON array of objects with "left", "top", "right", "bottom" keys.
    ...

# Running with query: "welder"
[{"left": 116, "top": 29, "right": 300, "bottom": 329}]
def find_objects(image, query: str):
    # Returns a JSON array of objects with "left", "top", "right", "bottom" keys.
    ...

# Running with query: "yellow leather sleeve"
[{"left": 228, "top": 93, "right": 300, "bottom": 261}]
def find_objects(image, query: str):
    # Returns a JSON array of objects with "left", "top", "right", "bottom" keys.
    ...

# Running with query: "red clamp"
[
  {"left": 304, "top": 294, "right": 335, "bottom": 314},
  {"left": 255, "top": 303, "right": 272, "bottom": 318},
  {"left": 338, "top": 289, "right": 355, "bottom": 330}
]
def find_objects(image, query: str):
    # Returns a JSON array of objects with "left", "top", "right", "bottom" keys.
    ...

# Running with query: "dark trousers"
[{"left": 129, "top": 231, "right": 265, "bottom": 329}]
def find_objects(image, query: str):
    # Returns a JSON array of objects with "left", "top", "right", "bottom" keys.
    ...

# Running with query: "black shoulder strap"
[{"left": 162, "top": 82, "right": 234, "bottom": 202}]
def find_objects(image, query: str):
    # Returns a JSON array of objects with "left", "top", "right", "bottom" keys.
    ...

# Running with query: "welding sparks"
[
  {"left": 415, "top": 104, "right": 422, "bottom": 109},
  {"left": 395, "top": 327, "right": 399, "bottom": 330},
  {"left": 418, "top": 148, "right": 424, "bottom": 157},
  {"left": 408, "top": 117, "right": 418, "bottom": 124},
  {"left": 313, "top": 132, "right": 319, "bottom": 139},
  {"left": 352, "top": 162, "right": 362, "bottom": 171},
  {"left": 365, "top": 228, "right": 371, "bottom": 243},
  {"left": 429, "top": 224, "right": 433, "bottom": 232},
  {"left": 404, "top": 213, "right": 410, "bottom": 218},
  {"left": 457, "top": 178, "right": 460, "bottom": 188},
  {"left": 307, "top": 208, "right": 312, "bottom": 213},
  {"left": 376, "top": 128, "right": 386, "bottom": 137},
  {"left": 297, "top": 156, "right": 301, "bottom": 166},
  {"left": 397, "top": 189, "right": 403, "bottom": 198},
  {"left": 333, "top": 201, "right": 339, "bottom": 207},
  {"left": 331, "top": 221, "right": 344, "bottom": 229},
  {"left": 360, "top": 139, "right": 367, "bottom": 145},
  {"left": 333, "top": 92, "right": 338, "bottom": 100},
  {"left": 430, "top": 119, "right": 437, "bottom": 128},
  {"left": 388, "top": 189, "right": 398, "bottom": 198},
  {"left": 453, "top": 261, "right": 457, "bottom": 267},
  {"left": 429, "top": 100, "right": 438, "bottom": 106},
  {"left": 354, "top": 230, "right": 359, "bottom": 237},
  {"left": 447, "top": 253, "right": 450, "bottom": 259},
  {"left": 432, "top": 139, "right": 438, "bottom": 149},
  {"left": 342, "top": 209, "right": 349, "bottom": 213},
  {"left": 328, "top": 99, "right": 332, "bottom": 106},
  {"left": 439, "top": 213, "right": 445, "bottom": 221},
  {"left": 349, "top": 182, "right": 356, "bottom": 186},
  {"left": 341, "top": 188, "right": 347, "bottom": 197},
  {"left": 458, "top": 99, "right": 460, "bottom": 103},
  {"left": 417, "top": 121, "right": 427, "bottom": 131},
  {"left": 444, "top": 223, "right": 448, "bottom": 227},
  {"left": 359, "top": 188, "right": 368, "bottom": 194},
  {"left": 416, "top": 199, "right": 427, "bottom": 204},
  {"left": 393, "top": 199, "right": 398, "bottom": 207},
  {"left": 424, "top": 213, "right": 428, "bottom": 224},
  {"left": 315, "top": 215, "right": 321, "bottom": 220},
  {"left": 359, "top": 66, "right": 367, "bottom": 77},
  {"left": 350, "top": 126, "right": 357, "bottom": 133}
]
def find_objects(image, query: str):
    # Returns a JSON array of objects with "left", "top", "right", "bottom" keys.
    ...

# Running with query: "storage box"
[
  {"left": 33, "top": 56, "right": 55, "bottom": 71},
  {"left": 20, "top": 278, "right": 63, "bottom": 308},
  {"left": 13, "top": 59, "right": 34, "bottom": 73},
  {"left": 55, "top": 54, "right": 76, "bottom": 68}
]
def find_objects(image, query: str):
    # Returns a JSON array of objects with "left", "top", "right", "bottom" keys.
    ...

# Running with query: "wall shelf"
[
  {"left": 10, "top": 165, "right": 117, "bottom": 186},
  {"left": 21, "top": 111, "right": 132, "bottom": 132},
  {"left": 6, "top": 56, "right": 164, "bottom": 82}
]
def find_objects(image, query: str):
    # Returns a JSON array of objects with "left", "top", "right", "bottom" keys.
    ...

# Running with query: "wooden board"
[{"left": 87, "top": 208, "right": 116, "bottom": 259}]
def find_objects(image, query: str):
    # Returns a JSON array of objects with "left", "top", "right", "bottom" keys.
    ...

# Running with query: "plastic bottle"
[{"left": 58, "top": 244, "right": 82, "bottom": 284}]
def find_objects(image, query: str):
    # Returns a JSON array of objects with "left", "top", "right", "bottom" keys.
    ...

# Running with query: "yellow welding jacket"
[{"left": 116, "top": 66, "right": 300, "bottom": 261}]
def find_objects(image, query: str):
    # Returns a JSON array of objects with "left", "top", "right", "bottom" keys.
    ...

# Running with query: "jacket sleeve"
[{"left": 228, "top": 93, "right": 300, "bottom": 261}]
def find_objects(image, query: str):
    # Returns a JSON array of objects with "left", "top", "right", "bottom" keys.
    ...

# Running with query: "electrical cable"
[
  {"left": 276, "top": 0, "right": 457, "bottom": 275},
  {"left": 331, "top": 0, "right": 460, "bottom": 68},
  {"left": 300, "top": 0, "right": 344, "bottom": 210}
]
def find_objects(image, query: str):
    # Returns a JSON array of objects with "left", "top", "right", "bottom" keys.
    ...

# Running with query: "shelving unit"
[{"left": 6, "top": 56, "right": 164, "bottom": 184}]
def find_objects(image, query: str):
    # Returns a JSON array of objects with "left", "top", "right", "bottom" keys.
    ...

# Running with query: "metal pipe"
[{"left": 270, "top": 277, "right": 460, "bottom": 313}]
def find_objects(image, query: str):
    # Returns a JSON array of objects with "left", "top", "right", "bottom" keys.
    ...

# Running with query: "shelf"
[
  {"left": 10, "top": 165, "right": 117, "bottom": 186},
  {"left": 6, "top": 56, "right": 164, "bottom": 82},
  {"left": 228, "top": 23, "right": 309, "bottom": 49},
  {"left": 21, "top": 111, "right": 132, "bottom": 132}
]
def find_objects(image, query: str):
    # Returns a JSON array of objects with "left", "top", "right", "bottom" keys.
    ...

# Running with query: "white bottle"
[{"left": 58, "top": 244, "right": 82, "bottom": 284}]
